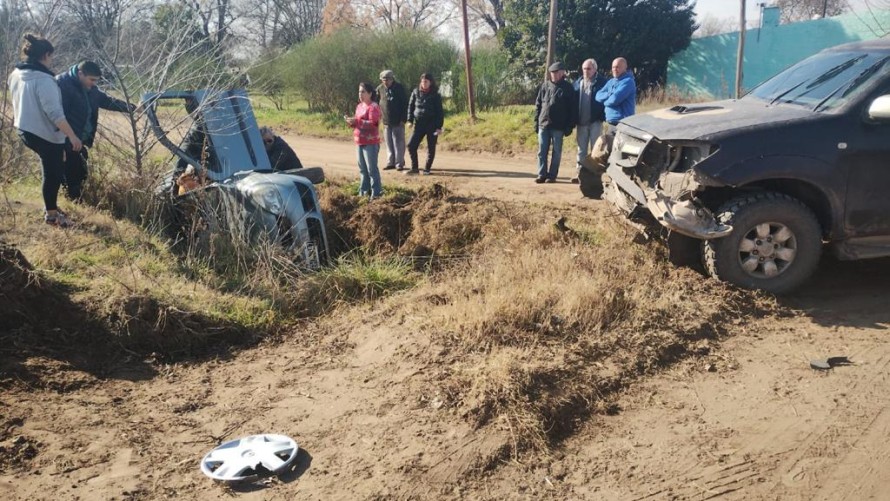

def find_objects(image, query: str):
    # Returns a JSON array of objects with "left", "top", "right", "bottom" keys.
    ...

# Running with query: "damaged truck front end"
[
  {"left": 593, "top": 39, "right": 890, "bottom": 294},
  {"left": 603, "top": 122, "right": 731, "bottom": 241}
]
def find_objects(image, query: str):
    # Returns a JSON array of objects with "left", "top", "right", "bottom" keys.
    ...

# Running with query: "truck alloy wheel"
[{"left": 703, "top": 191, "right": 821, "bottom": 294}]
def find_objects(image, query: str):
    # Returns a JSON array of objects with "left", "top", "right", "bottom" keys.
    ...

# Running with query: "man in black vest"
[{"left": 376, "top": 69, "right": 408, "bottom": 171}]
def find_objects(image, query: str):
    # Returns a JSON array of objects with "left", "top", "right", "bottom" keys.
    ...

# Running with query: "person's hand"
[
  {"left": 69, "top": 137, "right": 83, "bottom": 152},
  {"left": 134, "top": 103, "right": 144, "bottom": 115},
  {"left": 565, "top": 128, "right": 573, "bottom": 138}
]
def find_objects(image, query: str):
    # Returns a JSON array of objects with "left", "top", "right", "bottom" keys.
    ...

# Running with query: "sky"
[{"left": 695, "top": 0, "right": 875, "bottom": 20}]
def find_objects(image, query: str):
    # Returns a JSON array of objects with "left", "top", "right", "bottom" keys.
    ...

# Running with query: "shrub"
[
  {"left": 284, "top": 28, "right": 456, "bottom": 113},
  {"left": 450, "top": 42, "right": 536, "bottom": 111}
]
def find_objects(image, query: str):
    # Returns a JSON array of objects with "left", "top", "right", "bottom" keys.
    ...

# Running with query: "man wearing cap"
[
  {"left": 596, "top": 57, "right": 636, "bottom": 133},
  {"left": 376, "top": 70, "right": 408, "bottom": 171},
  {"left": 534, "top": 62, "right": 577, "bottom": 184}
]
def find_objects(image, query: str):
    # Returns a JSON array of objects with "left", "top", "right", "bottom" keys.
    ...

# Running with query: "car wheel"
[
  {"left": 703, "top": 192, "right": 821, "bottom": 294},
  {"left": 578, "top": 165, "right": 604, "bottom": 199}
]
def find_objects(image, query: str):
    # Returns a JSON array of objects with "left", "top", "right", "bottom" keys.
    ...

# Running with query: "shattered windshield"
[{"left": 745, "top": 50, "right": 890, "bottom": 111}]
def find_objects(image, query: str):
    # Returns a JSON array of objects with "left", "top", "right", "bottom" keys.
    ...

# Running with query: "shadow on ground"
[{"left": 781, "top": 255, "right": 890, "bottom": 329}]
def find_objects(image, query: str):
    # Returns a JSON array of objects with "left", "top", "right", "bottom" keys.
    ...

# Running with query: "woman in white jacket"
[{"left": 8, "top": 33, "right": 82, "bottom": 227}]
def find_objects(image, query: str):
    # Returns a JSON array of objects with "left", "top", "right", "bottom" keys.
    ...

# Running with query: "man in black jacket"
[
  {"left": 534, "top": 62, "right": 577, "bottom": 183},
  {"left": 56, "top": 61, "right": 137, "bottom": 201},
  {"left": 260, "top": 126, "right": 304, "bottom": 171},
  {"left": 376, "top": 70, "right": 408, "bottom": 171}
]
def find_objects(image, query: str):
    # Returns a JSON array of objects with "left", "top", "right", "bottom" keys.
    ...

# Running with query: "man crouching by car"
[{"left": 260, "top": 126, "right": 303, "bottom": 171}]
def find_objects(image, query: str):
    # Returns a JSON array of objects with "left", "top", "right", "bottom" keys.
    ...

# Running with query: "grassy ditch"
[{"left": 2, "top": 149, "right": 772, "bottom": 461}]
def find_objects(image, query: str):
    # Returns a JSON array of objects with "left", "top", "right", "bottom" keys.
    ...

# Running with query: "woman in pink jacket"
[{"left": 345, "top": 82, "right": 383, "bottom": 199}]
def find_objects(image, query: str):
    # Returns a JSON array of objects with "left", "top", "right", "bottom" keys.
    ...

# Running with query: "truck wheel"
[
  {"left": 703, "top": 192, "right": 821, "bottom": 294},
  {"left": 578, "top": 165, "right": 604, "bottom": 199}
]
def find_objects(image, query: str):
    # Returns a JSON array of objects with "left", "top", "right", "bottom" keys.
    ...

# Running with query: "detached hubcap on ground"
[{"left": 738, "top": 222, "right": 796, "bottom": 278}]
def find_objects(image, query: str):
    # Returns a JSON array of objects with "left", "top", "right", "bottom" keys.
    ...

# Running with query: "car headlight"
[
  {"left": 614, "top": 132, "right": 626, "bottom": 153},
  {"left": 249, "top": 185, "right": 284, "bottom": 214}
]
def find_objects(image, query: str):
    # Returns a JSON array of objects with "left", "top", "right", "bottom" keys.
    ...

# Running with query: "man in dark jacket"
[
  {"left": 376, "top": 70, "right": 408, "bottom": 171},
  {"left": 260, "top": 126, "right": 303, "bottom": 171},
  {"left": 56, "top": 60, "right": 137, "bottom": 201},
  {"left": 571, "top": 58, "right": 608, "bottom": 184},
  {"left": 534, "top": 62, "right": 577, "bottom": 183}
]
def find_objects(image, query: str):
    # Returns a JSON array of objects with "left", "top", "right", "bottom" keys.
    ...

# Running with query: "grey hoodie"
[{"left": 8, "top": 63, "right": 67, "bottom": 144}]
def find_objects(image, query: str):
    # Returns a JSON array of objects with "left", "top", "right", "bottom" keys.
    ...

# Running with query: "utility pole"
[
  {"left": 736, "top": 0, "right": 746, "bottom": 99},
  {"left": 546, "top": 0, "right": 557, "bottom": 81},
  {"left": 460, "top": 0, "right": 476, "bottom": 122}
]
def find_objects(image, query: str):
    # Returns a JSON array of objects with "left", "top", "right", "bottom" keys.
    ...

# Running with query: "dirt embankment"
[{"left": 0, "top": 179, "right": 792, "bottom": 500}]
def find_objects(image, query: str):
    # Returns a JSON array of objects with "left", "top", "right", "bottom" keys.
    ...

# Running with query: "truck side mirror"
[{"left": 868, "top": 95, "right": 890, "bottom": 120}]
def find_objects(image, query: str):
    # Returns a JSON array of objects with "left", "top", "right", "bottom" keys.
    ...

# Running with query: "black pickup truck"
[{"left": 588, "top": 39, "right": 890, "bottom": 293}]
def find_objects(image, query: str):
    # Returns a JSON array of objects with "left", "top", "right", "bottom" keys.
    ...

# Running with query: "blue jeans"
[
  {"left": 537, "top": 128, "right": 564, "bottom": 179},
  {"left": 357, "top": 143, "right": 382, "bottom": 197},
  {"left": 576, "top": 121, "right": 603, "bottom": 166}
]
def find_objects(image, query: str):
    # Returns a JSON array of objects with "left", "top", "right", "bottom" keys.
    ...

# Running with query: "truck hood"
[{"left": 622, "top": 98, "right": 818, "bottom": 141}]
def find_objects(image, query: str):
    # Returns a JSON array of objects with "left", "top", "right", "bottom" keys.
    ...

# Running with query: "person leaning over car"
[
  {"left": 8, "top": 33, "right": 82, "bottom": 228},
  {"left": 376, "top": 70, "right": 408, "bottom": 172},
  {"left": 571, "top": 58, "right": 607, "bottom": 184},
  {"left": 56, "top": 60, "right": 137, "bottom": 201},
  {"left": 596, "top": 57, "right": 636, "bottom": 133},
  {"left": 534, "top": 61, "right": 577, "bottom": 184},
  {"left": 260, "top": 126, "right": 304, "bottom": 171}
]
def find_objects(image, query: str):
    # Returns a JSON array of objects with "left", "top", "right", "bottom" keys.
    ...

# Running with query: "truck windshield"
[{"left": 745, "top": 51, "right": 890, "bottom": 110}]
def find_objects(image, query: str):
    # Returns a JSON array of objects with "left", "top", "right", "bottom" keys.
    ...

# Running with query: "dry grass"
[
  {"left": 3, "top": 141, "right": 772, "bottom": 459},
  {"left": 399, "top": 208, "right": 774, "bottom": 454}
]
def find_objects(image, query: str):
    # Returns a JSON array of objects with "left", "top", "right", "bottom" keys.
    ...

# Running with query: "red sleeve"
[{"left": 360, "top": 103, "right": 381, "bottom": 130}]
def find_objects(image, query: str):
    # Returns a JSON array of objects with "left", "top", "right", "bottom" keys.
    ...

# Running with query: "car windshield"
[{"left": 745, "top": 50, "right": 890, "bottom": 111}]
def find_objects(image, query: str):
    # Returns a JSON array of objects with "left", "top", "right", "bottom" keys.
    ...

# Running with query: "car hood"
[{"left": 621, "top": 98, "right": 818, "bottom": 141}]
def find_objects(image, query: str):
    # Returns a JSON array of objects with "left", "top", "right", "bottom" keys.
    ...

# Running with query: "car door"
[{"left": 842, "top": 82, "right": 890, "bottom": 238}]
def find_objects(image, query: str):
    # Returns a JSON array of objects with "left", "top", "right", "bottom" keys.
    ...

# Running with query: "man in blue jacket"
[
  {"left": 571, "top": 58, "right": 607, "bottom": 184},
  {"left": 56, "top": 61, "right": 137, "bottom": 201},
  {"left": 595, "top": 57, "right": 636, "bottom": 134}
]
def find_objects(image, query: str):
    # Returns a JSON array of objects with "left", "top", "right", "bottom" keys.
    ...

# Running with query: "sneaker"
[
  {"left": 421, "top": 170, "right": 431, "bottom": 176},
  {"left": 396, "top": 166, "right": 405, "bottom": 172},
  {"left": 535, "top": 176, "right": 546, "bottom": 184},
  {"left": 545, "top": 178, "right": 556, "bottom": 183},
  {"left": 383, "top": 165, "right": 396, "bottom": 171},
  {"left": 570, "top": 177, "right": 580, "bottom": 184},
  {"left": 45, "top": 210, "right": 73, "bottom": 228},
  {"left": 406, "top": 169, "right": 419, "bottom": 175}
]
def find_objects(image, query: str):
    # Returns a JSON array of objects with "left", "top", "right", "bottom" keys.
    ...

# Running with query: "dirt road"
[
  {"left": 4, "top": 130, "right": 890, "bottom": 499},
  {"left": 284, "top": 134, "right": 587, "bottom": 204}
]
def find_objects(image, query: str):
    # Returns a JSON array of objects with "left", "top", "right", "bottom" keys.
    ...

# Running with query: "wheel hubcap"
[{"left": 737, "top": 222, "right": 796, "bottom": 279}]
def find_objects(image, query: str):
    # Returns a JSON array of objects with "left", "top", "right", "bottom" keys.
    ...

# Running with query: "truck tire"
[
  {"left": 578, "top": 165, "right": 604, "bottom": 199},
  {"left": 703, "top": 192, "right": 821, "bottom": 294}
]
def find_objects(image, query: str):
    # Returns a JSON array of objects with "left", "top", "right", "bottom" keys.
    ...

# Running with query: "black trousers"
[
  {"left": 407, "top": 122, "right": 438, "bottom": 172},
  {"left": 63, "top": 142, "right": 89, "bottom": 201},
  {"left": 18, "top": 130, "right": 65, "bottom": 211}
]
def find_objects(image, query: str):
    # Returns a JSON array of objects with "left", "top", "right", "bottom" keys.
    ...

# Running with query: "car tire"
[
  {"left": 578, "top": 165, "right": 604, "bottom": 199},
  {"left": 703, "top": 191, "right": 821, "bottom": 294}
]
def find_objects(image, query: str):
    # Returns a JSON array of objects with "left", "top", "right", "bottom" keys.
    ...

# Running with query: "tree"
[
  {"left": 355, "top": 0, "right": 455, "bottom": 31},
  {"left": 694, "top": 14, "right": 736, "bottom": 38},
  {"left": 236, "top": 0, "right": 324, "bottom": 50},
  {"left": 500, "top": 0, "right": 697, "bottom": 90},
  {"left": 321, "top": 0, "right": 358, "bottom": 34},
  {"left": 449, "top": 0, "right": 505, "bottom": 37},
  {"left": 776, "top": 0, "right": 848, "bottom": 23}
]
